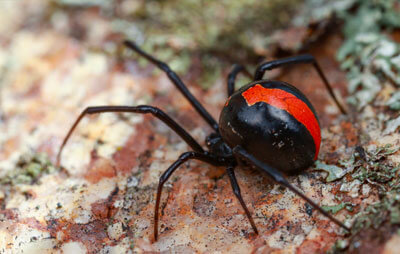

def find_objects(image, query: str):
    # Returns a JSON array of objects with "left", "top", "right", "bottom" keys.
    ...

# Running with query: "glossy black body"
[{"left": 219, "top": 80, "right": 319, "bottom": 174}]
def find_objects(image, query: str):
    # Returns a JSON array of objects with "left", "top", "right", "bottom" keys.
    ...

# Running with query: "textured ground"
[{"left": 0, "top": 1, "right": 399, "bottom": 253}]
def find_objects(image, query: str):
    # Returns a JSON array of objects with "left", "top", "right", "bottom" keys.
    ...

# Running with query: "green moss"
[
  {"left": 294, "top": 0, "right": 355, "bottom": 25},
  {"left": 350, "top": 189, "right": 400, "bottom": 234},
  {"left": 350, "top": 145, "right": 399, "bottom": 189},
  {"left": 0, "top": 153, "right": 58, "bottom": 185},
  {"left": 384, "top": 116, "right": 400, "bottom": 135},
  {"left": 335, "top": 0, "right": 400, "bottom": 110},
  {"left": 322, "top": 202, "right": 351, "bottom": 214},
  {"left": 330, "top": 239, "right": 349, "bottom": 252},
  {"left": 387, "top": 91, "right": 400, "bottom": 111},
  {"left": 314, "top": 161, "right": 348, "bottom": 182},
  {"left": 329, "top": 145, "right": 400, "bottom": 251}
]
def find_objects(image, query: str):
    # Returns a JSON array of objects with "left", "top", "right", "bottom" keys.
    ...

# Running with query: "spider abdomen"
[{"left": 219, "top": 80, "right": 321, "bottom": 174}]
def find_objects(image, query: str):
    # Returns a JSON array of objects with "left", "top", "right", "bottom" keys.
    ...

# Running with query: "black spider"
[{"left": 57, "top": 40, "right": 349, "bottom": 241}]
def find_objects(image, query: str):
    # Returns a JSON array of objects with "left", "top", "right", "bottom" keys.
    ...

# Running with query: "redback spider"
[{"left": 56, "top": 40, "right": 350, "bottom": 241}]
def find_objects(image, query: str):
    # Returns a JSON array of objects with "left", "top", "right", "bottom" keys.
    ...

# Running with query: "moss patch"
[
  {"left": 336, "top": 0, "right": 400, "bottom": 110},
  {"left": 0, "top": 153, "right": 58, "bottom": 186}
]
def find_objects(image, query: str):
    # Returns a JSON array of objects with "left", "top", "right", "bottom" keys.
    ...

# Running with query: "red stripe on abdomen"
[{"left": 242, "top": 84, "right": 320, "bottom": 159}]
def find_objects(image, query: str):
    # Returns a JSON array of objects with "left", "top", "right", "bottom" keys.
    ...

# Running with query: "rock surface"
[{"left": 0, "top": 1, "right": 399, "bottom": 253}]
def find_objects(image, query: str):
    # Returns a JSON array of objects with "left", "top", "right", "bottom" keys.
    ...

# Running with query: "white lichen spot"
[
  {"left": 191, "top": 127, "right": 207, "bottom": 142},
  {"left": 301, "top": 223, "right": 314, "bottom": 235},
  {"left": 61, "top": 139, "right": 94, "bottom": 175},
  {"left": 144, "top": 160, "right": 168, "bottom": 186},
  {"left": 73, "top": 208, "right": 92, "bottom": 224},
  {"left": 267, "top": 228, "right": 295, "bottom": 249},
  {"left": 324, "top": 103, "right": 339, "bottom": 115},
  {"left": 320, "top": 186, "right": 336, "bottom": 206},
  {"left": 61, "top": 242, "right": 87, "bottom": 254},
  {"left": 153, "top": 149, "right": 165, "bottom": 159},
  {"left": 293, "top": 234, "right": 305, "bottom": 247},
  {"left": 165, "top": 149, "right": 183, "bottom": 162},
  {"left": 107, "top": 222, "right": 124, "bottom": 240},
  {"left": 362, "top": 184, "right": 371, "bottom": 196},
  {"left": 97, "top": 143, "right": 118, "bottom": 159},
  {"left": 340, "top": 179, "right": 361, "bottom": 198},
  {"left": 2, "top": 224, "right": 56, "bottom": 254}
]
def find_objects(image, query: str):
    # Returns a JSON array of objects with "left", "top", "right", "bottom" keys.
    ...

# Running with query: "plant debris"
[
  {"left": 329, "top": 145, "right": 400, "bottom": 252},
  {"left": 322, "top": 202, "right": 352, "bottom": 214},
  {"left": 384, "top": 115, "right": 400, "bottom": 135},
  {"left": 314, "top": 161, "right": 348, "bottom": 182}
]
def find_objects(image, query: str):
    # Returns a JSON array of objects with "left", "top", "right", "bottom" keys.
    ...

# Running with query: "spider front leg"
[
  {"left": 254, "top": 54, "right": 347, "bottom": 115},
  {"left": 232, "top": 145, "right": 350, "bottom": 232},
  {"left": 154, "top": 151, "right": 224, "bottom": 241},
  {"left": 226, "top": 166, "right": 258, "bottom": 234},
  {"left": 124, "top": 40, "right": 219, "bottom": 131},
  {"left": 56, "top": 105, "right": 204, "bottom": 167},
  {"left": 227, "top": 64, "right": 252, "bottom": 97}
]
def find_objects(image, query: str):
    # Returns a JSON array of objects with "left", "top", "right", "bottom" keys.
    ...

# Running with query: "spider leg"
[
  {"left": 254, "top": 54, "right": 347, "bottom": 115},
  {"left": 154, "top": 151, "right": 224, "bottom": 241},
  {"left": 56, "top": 105, "right": 204, "bottom": 167},
  {"left": 227, "top": 64, "right": 252, "bottom": 97},
  {"left": 124, "top": 40, "right": 219, "bottom": 131},
  {"left": 226, "top": 166, "right": 259, "bottom": 234},
  {"left": 232, "top": 145, "right": 350, "bottom": 232}
]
